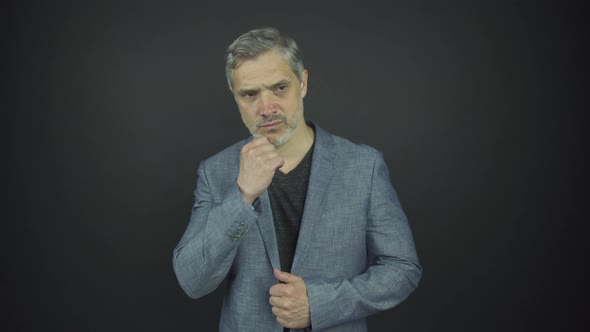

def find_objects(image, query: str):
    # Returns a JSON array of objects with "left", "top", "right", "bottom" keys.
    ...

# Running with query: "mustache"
[{"left": 256, "top": 115, "right": 287, "bottom": 127}]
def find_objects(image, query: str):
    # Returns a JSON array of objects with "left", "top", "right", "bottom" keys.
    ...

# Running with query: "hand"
[
  {"left": 237, "top": 136, "right": 284, "bottom": 205},
  {"left": 269, "top": 269, "right": 311, "bottom": 329}
]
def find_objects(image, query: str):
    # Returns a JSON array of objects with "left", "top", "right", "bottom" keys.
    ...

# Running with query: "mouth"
[{"left": 258, "top": 120, "right": 283, "bottom": 129}]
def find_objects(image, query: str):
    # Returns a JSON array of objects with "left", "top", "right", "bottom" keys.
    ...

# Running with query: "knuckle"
[
  {"left": 242, "top": 143, "right": 253, "bottom": 152},
  {"left": 283, "top": 300, "right": 292, "bottom": 310}
]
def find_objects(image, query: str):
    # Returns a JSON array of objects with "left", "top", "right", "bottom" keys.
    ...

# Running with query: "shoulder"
[
  {"left": 313, "top": 124, "right": 390, "bottom": 195},
  {"left": 314, "top": 123, "right": 382, "bottom": 165}
]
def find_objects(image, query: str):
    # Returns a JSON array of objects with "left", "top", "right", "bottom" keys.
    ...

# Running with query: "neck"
[{"left": 276, "top": 121, "right": 314, "bottom": 172}]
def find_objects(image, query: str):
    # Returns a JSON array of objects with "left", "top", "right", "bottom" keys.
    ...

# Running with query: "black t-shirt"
[{"left": 268, "top": 142, "right": 314, "bottom": 273}]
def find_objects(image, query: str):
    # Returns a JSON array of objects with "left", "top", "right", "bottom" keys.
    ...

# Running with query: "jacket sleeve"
[
  {"left": 172, "top": 160, "right": 259, "bottom": 299},
  {"left": 305, "top": 152, "right": 422, "bottom": 330}
]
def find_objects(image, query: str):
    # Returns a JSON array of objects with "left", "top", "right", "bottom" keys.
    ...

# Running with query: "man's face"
[{"left": 231, "top": 49, "right": 308, "bottom": 146}]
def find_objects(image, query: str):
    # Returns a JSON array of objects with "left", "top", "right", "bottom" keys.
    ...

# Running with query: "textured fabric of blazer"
[{"left": 173, "top": 122, "right": 422, "bottom": 331}]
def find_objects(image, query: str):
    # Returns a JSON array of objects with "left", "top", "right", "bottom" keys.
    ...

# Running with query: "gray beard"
[
  {"left": 247, "top": 106, "right": 303, "bottom": 147},
  {"left": 250, "top": 119, "right": 297, "bottom": 147}
]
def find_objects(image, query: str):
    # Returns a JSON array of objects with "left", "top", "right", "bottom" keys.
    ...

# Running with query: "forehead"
[{"left": 232, "top": 50, "right": 296, "bottom": 89}]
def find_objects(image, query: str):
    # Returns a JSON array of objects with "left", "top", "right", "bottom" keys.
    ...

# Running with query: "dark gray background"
[{"left": 6, "top": 1, "right": 586, "bottom": 331}]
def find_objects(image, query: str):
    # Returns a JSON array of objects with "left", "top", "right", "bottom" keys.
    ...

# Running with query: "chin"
[
  {"left": 269, "top": 128, "right": 295, "bottom": 146},
  {"left": 255, "top": 127, "right": 282, "bottom": 143},
  {"left": 259, "top": 132, "right": 280, "bottom": 145}
]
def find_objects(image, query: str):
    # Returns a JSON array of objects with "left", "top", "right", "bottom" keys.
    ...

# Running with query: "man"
[{"left": 173, "top": 27, "right": 421, "bottom": 331}]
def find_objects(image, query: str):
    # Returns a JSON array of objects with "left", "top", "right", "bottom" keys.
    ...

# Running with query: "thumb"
[{"left": 274, "top": 268, "right": 299, "bottom": 283}]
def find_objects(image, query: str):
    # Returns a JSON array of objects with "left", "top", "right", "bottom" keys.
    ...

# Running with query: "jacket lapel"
[
  {"left": 290, "top": 125, "right": 336, "bottom": 275},
  {"left": 255, "top": 190, "right": 281, "bottom": 270}
]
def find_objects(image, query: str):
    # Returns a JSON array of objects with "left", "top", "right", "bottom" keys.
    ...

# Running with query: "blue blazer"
[{"left": 173, "top": 123, "right": 421, "bottom": 331}]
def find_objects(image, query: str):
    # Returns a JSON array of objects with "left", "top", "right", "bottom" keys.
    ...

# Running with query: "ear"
[{"left": 300, "top": 69, "right": 308, "bottom": 98}]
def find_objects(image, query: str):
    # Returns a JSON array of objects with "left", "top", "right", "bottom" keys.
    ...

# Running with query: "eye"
[
  {"left": 276, "top": 85, "right": 287, "bottom": 93},
  {"left": 241, "top": 91, "right": 257, "bottom": 99}
]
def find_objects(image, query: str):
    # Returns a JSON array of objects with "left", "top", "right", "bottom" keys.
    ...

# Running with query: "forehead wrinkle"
[
  {"left": 237, "top": 79, "right": 291, "bottom": 95},
  {"left": 235, "top": 72, "right": 292, "bottom": 92},
  {"left": 232, "top": 50, "right": 296, "bottom": 92}
]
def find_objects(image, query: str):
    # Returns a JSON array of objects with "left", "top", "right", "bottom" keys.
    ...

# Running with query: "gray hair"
[{"left": 225, "top": 27, "right": 304, "bottom": 91}]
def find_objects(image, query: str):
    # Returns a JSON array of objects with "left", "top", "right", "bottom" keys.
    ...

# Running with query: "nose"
[{"left": 257, "top": 91, "right": 277, "bottom": 116}]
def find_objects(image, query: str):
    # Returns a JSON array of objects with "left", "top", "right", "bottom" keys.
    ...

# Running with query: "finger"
[
  {"left": 272, "top": 306, "right": 287, "bottom": 318},
  {"left": 253, "top": 143, "right": 277, "bottom": 155},
  {"left": 269, "top": 284, "right": 284, "bottom": 297},
  {"left": 268, "top": 156, "right": 285, "bottom": 170},
  {"left": 245, "top": 147, "right": 277, "bottom": 160},
  {"left": 274, "top": 269, "right": 300, "bottom": 284},
  {"left": 241, "top": 139, "right": 267, "bottom": 155},
  {"left": 242, "top": 147, "right": 278, "bottom": 164},
  {"left": 262, "top": 152, "right": 281, "bottom": 163},
  {"left": 276, "top": 317, "right": 293, "bottom": 329},
  {"left": 252, "top": 147, "right": 279, "bottom": 159},
  {"left": 270, "top": 295, "right": 290, "bottom": 308},
  {"left": 269, "top": 295, "right": 278, "bottom": 306},
  {"left": 250, "top": 136, "right": 270, "bottom": 146},
  {"left": 243, "top": 139, "right": 273, "bottom": 154}
]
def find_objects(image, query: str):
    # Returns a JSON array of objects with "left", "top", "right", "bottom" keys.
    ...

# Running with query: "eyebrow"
[
  {"left": 237, "top": 79, "right": 291, "bottom": 95},
  {"left": 264, "top": 79, "right": 291, "bottom": 89}
]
